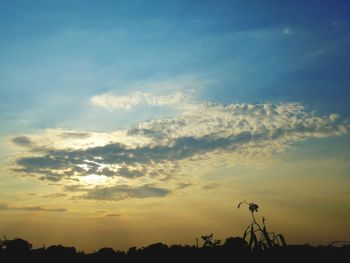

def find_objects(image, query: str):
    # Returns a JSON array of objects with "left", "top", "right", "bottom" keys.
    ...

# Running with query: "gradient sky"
[{"left": 0, "top": 0, "right": 350, "bottom": 251}]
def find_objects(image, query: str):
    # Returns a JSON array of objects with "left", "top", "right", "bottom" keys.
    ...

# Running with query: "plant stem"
[{"left": 251, "top": 211, "right": 264, "bottom": 233}]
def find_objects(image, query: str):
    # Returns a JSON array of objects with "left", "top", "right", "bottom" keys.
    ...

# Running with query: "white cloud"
[{"left": 9, "top": 94, "right": 349, "bottom": 200}]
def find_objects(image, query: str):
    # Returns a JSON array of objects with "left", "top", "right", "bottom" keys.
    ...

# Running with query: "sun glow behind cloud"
[
  {"left": 6, "top": 91, "right": 348, "bottom": 202},
  {"left": 79, "top": 174, "right": 109, "bottom": 185}
]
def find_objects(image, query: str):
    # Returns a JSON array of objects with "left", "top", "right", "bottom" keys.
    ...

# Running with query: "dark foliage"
[{"left": 1, "top": 236, "right": 349, "bottom": 263}]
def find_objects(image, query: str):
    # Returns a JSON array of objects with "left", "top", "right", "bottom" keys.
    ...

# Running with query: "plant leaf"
[
  {"left": 278, "top": 234, "right": 287, "bottom": 246},
  {"left": 248, "top": 225, "right": 254, "bottom": 250},
  {"left": 243, "top": 228, "right": 248, "bottom": 240},
  {"left": 262, "top": 226, "right": 273, "bottom": 249},
  {"left": 252, "top": 231, "right": 259, "bottom": 250}
]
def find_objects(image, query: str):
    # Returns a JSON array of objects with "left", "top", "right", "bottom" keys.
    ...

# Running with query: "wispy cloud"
[
  {"left": 42, "top": 193, "right": 68, "bottom": 198},
  {"left": 0, "top": 203, "right": 67, "bottom": 212},
  {"left": 177, "top": 183, "right": 192, "bottom": 189},
  {"left": 202, "top": 183, "right": 220, "bottom": 190},
  {"left": 91, "top": 91, "right": 191, "bottom": 111},
  {"left": 105, "top": 213, "right": 121, "bottom": 217}
]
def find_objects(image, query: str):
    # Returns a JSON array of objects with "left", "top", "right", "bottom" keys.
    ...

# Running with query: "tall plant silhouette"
[{"left": 237, "top": 201, "right": 287, "bottom": 252}]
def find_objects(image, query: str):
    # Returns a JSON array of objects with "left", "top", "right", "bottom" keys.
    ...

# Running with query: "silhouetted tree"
[{"left": 144, "top": 242, "right": 169, "bottom": 251}]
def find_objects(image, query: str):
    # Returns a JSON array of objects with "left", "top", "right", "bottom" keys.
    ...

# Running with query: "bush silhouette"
[
  {"left": 223, "top": 237, "right": 248, "bottom": 251},
  {"left": 46, "top": 244, "right": 76, "bottom": 257},
  {"left": 1, "top": 237, "right": 32, "bottom": 255},
  {"left": 201, "top": 234, "right": 221, "bottom": 248},
  {"left": 96, "top": 247, "right": 117, "bottom": 257}
]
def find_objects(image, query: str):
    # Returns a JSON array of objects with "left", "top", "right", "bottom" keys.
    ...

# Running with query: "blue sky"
[
  {"left": 0, "top": 1, "right": 350, "bottom": 250},
  {"left": 1, "top": 0, "right": 350, "bottom": 134}
]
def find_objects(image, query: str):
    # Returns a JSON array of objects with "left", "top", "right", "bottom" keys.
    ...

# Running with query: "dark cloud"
[
  {"left": 12, "top": 136, "right": 33, "bottom": 147},
  {"left": 117, "top": 166, "right": 144, "bottom": 178},
  {"left": 16, "top": 156, "right": 70, "bottom": 170},
  {"left": 14, "top": 133, "right": 256, "bottom": 181},
  {"left": 83, "top": 185, "right": 170, "bottom": 201},
  {"left": 0, "top": 203, "right": 67, "bottom": 212}
]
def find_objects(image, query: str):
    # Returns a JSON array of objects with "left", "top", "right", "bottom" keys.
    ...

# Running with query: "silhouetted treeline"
[{"left": 1, "top": 236, "right": 349, "bottom": 263}]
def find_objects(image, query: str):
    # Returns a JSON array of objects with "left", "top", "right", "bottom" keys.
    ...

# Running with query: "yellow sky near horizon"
[{"left": 1, "top": 138, "right": 349, "bottom": 252}]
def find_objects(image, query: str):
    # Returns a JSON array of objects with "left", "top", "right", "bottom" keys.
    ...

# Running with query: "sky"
[{"left": 0, "top": 0, "right": 350, "bottom": 251}]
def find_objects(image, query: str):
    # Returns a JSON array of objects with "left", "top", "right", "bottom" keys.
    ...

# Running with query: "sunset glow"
[{"left": 0, "top": 0, "right": 349, "bottom": 253}]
